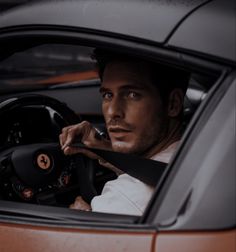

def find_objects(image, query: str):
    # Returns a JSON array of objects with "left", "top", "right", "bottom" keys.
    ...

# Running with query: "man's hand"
[
  {"left": 59, "top": 121, "right": 111, "bottom": 159},
  {"left": 69, "top": 196, "right": 91, "bottom": 211},
  {"left": 59, "top": 121, "right": 123, "bottom": 175}
]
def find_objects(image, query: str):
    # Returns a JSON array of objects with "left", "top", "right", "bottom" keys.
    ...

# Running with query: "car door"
[
  {"left": 148, "top": 72, "right": 236, "bottom": 252},
  {"left": 0, "top": 213, "right": 155, "bottom": 252}
]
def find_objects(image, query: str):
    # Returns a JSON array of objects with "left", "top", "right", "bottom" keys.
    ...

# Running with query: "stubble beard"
[{"left": 110, "top": 114, "right": 168, "bottom": 156}]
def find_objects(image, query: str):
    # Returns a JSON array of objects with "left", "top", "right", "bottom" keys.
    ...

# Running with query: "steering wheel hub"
[
  {"left": 12, "top": 143, "right": 66, "bottom": 187},
  {"left": 36, "top": 152, "right": 52, "bottom": 171}
]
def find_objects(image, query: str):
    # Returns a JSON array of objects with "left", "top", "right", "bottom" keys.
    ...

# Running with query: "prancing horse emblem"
[{"left": 37, "top": 153, "right": 51, "bottom": 170}]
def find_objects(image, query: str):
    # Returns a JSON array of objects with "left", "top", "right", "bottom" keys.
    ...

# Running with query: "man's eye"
[
  {"left": 127, "top": 91, "right": 140, "bottom": 99},
  {"left": 102, "top": 92, "right": 113, "bottom": 100}
]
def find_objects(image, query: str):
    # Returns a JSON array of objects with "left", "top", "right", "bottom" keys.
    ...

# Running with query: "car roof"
[
  {"left": 0, "top": 0, "right": 235, "bottom": 63},
  {"left": 168, "top": 0, "right": 236, "bottom": 63},
  {"left": 0, "top": 0, "right": 207, "bottom": 43}
]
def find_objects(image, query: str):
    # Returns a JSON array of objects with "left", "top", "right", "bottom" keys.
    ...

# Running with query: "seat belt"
[{"left": 73, "top": 143, "right": 167, "bottom": 187}]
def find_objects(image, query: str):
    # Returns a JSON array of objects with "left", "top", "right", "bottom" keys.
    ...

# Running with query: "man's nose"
[{"left": 107, "top": 97, "right": 125, "bottom": 119}]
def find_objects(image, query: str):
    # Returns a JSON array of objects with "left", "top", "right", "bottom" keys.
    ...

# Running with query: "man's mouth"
[
  {"left": 108, "top": 127, "right": 132, "bottom": 137},
  {"left": 108, "top": 127, "right": 131, "bottom": 132}
]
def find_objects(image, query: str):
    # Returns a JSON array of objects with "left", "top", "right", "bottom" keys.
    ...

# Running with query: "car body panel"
[
  {"left": 168, "top": 0, "right": 236, "bottom": 62},
  {"left": 0, "top": 222, "right": 154, "bottom": 252},
  {"left": 0, "top": 0, "right": 208, "bottom": 44},
  {"left": 1, "top": 0, "right": 235, "bottom": 64},
  {"left": 1, "top": 223, "right": 235, "bottom": 252},
  {"left": 156, "top": 230, "right": 236, "bottom": 252},
  {"left": 0, "top": 0, "right": 31, "bottom": 12}
]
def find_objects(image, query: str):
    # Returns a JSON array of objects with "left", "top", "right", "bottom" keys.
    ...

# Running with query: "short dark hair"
[{"left": 92, "top": 49, "right": 190, "bottom": 103}]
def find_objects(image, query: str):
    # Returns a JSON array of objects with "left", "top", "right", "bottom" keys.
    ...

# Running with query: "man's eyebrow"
[
  {"left": 99, "top": 87, "right": 109, "bottom": 93},
  {"left": 99, "top": 84, "right": 146, "bottom": 93}
]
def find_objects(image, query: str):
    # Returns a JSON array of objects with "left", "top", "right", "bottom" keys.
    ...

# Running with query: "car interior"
[{"left": 0, "top": 38, "right": 220, "bottom": 214}]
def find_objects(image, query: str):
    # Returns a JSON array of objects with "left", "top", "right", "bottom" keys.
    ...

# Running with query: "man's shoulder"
[{"left": 91, "top": 174, "right": 153, "bottom": 215}]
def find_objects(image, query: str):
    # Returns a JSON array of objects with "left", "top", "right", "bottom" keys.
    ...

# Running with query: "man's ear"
[{"left": 167, "top": 88, "right": 184, "bottom": 117}]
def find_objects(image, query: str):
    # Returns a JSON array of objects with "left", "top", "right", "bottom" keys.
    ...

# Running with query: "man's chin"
[{"left": 111, "top": 141, "right": 141, "bottom": 154}]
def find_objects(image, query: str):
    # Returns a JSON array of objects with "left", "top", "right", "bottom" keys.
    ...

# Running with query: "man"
[{"left": 59, "top": 50, "right": 189, "bottom": 215}]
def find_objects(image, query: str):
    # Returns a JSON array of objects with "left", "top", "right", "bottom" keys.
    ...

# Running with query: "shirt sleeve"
[{"left": 91, "top": 174, "right": 153, "bottom": 216}]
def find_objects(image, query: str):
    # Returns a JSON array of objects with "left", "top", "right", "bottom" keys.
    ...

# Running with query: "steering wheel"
[{"left": 0, "top": 94, "right": 97, "bottom": 205}]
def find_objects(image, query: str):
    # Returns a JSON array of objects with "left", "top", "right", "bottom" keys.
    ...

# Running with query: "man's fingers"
[
  {"left": 60, "top": 125, "right": 80, "bottom": 150},
  {"left": 59, "top": 121, "right": 112, "bottom": 161},
  {"left": 60, "top": 121, "right": 93, "bottom": 150},
  {"left": 59, "top": 125, "right": 74, "bottom": 147},
  {"left": 59, "top": 126, "right": 68, "bottom": 147},
  {"left": 64, "top": 146, "right": 99, "bottom": 160},
  {"left": 69, "top": 196, "right": 91, "bottom": 211}
]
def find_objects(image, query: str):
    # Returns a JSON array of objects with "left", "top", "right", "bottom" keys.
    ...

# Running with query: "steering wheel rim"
[{"left": 0, "top": 94, "right": 97, "bottom": 204}]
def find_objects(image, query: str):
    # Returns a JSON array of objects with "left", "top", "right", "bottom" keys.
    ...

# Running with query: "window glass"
[{"left": 0, "top": 44, "right": 98, "bottom": 91}]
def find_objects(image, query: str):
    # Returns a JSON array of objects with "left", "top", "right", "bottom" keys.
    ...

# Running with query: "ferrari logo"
[{"left": 37, "top": 153, "right": 51, "bottom": 170}]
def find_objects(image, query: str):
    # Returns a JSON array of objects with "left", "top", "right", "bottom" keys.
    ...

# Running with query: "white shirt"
[{"left": 91, "top": 141, "right": 179, "bottom": 215}]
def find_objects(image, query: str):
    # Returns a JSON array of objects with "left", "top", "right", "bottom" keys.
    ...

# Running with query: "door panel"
[
  {"left": 0, "top": 222, "right": 154, "bottom": 252},
  {"left": 155, "top": 230, "right": 236, "bottom": 252}
]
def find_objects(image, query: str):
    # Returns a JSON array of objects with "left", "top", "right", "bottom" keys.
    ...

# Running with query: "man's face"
[{"left": 100, "top": 60, "right": 169, "bottom": 155}]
